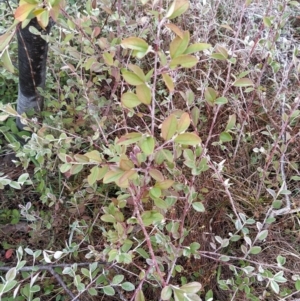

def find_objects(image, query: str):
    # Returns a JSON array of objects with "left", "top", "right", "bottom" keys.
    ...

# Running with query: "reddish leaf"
[
  {"left": 5, "top": 249, "right": 14, "bottom": 259},
  {"left": 149, "top": 168, "right": 164, "bottom": 182},
  {"left": 14, "top": 4, "right": 36, "bottom": 22},
  {"left": 165, "top": 23, "right": 184, "bottom": 38}
]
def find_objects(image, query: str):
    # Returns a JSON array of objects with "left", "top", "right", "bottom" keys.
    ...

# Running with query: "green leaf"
[
  {"left": 136, "top": 84, "right": 151, "bottom": 105},
  {"left": 177, "top": 112, "right": 190, "bottom": 133},
  {"left": 154, "top": 198, "right": 168, "bottom": 210},
  {"left": 14, "top": 4, "right": 36, "bottom": 22},
  {"left": 1, "top": 49, "right": 14, "bottom": 73},
  {"left": 165, "top": 23, "right": 184, "bottom": 38},
  {"left": 186, "top": 89, "right": 195, "bottom": 105},
  {"left": 184, "top": 43, "right": 211, "bottom": 54},
  {"left": 30, "top": 285, "right": 40, "bottom": 293},
  {"left": 276, "top": 255, "right": 286, "bottom": 266},
  {"left": 295, "top": 279, "right": 300, "bottom": 291},
  {"left": 145, "top": 68, "right": 154, "bottom": 81},
  {"left": 136, "top": 248, "right": 149, "bottom": 259},
  {"left": 233, "top": 78, "right": 254, "bottom": 87},
  {"left": 161, "top": 114, "right": 177, "bottom": 141},
  {"left": 173, "top": 289, "right": 185, "bottom": 301},
  {"left": 4, "top": 104, "right": 18, "bottom": 116},
  {"left": 118, "top": 132, "right": 142, "bottom": 145},
  {"left": 215, "top": 97, "right": 228, "bottom": 105},
  {"left": 103, "top": 52, "right": 114, "bottom": 66},
  {"left": 0, "top": 30, "right": 16, "bottom": 52},
  {"left": 141, "top": 211, "right": 164, "bottom": 226},
  {"left": 159, "top": 50, "right": 168, "bottom": 66},
  {"left": 214, "top": 45, "right": 228, "bottom": 59},
  {"left": 112, "top": 275, "right": 124, "bottom": 285},
  {"left": 0, "top": 114, "right": 9, "bottom": 121},
  {"left": 122, "top": 70, "right": 145, "bottom": 85},
  {"left": 9, "top": 181, "right": 21, "bottom": 189},
  {"left": 88, "top": 287, "right": 98, "bottom": 296},
  {"left": 211, "top": 53, "right": 227, "bottom": 60},
  {"left": 5, "top": 268, "right": 16, "bottom": 282},
  {"left": 81, "top": 268, "right": 90, "bottom": 278},
  {"left": 128, "top": 64, "right": 146, "bottom": 81},
  {"left": 59, "top": 163, "right": 72, "bottom": 173},
  {"left": 192, "top": 202, "right": 205, "bottom": 212},
  {"left": 220, "top": 255, "right": 230, "bottom": 262},
  {"left": 191, "top": 106, "right": 200, "bottom": 125},
  {"left": 272, "top": 199, "right": 282, "bottom": 209},
  {"left": 190, "top": 242, "right": 200, "bottom": 252},
  {"left": 108, "top": 249, "right": 118, "bottom": 261},
  {"left": 273, "top": 271, "right": 287, "bottom": 283},
  {"left": 205, "top": 289, "right": 213, "bottom": 301},
  {"left": 219, "top": 132, "right": 232, "bottom": 142},
  {"left": 270, "top": 280, "right": 279, "bottom": 294},
  {"left": 230, "top": 235, "right": 241, "bottom": 242},
  {"left": 37, "top": 9, "right": 49, "bottom": 29},
  {"left": 1, "top": 280, "right": 17, "bottom": 293},
  {"left": 101, "top": 214, "right": 116, "bottom": 223},
  {"left": 73, "top": 154, "right": 89, "bottom": 163},
  {"left": 155, "top": 149, "right": 173, "bottom": 164},
  {"left": 121, "top": 282, "right": 135, "bottom": 291},
  {"left": 18, "top": 173, "right": 29, "bottom": 184},
  {"left": 174, "top": 133, "right": 201, "bottom": 145},
  {"left": 116, "top": 170, "right": 138, "bottom": 188},
  {"left": 103, "top": 169, "right": 124, "bottom": 184},
  {"left": 198, "top": 157, "right": 209, "bottom": 172},
  {"left": 249, "top": 246, "right": 261, "bottom": 254},
  {"left": 181, "top": 282, "right": 202, "bottom": 294},
  {"left": 135, "top": 289, "right": 145, "bottom": 301},
  {"left": 83, "top": 57, "right": 98, "bottom": 71},
  {"left": 161, "top": 286, "right": 173, "bottom": 300},
  {"left": 119, "top": 253, "right": 132, "bottom": 264},
  {"left": 155, "top": 179, "right": 174, "bottom": 190},
  {"left": 150, "top": 187, "right": 162, "bottom": 199},
  {"left": 170, "top": 54, "right": 198, "bottom": 69},
  {"left": 121, "top": 37, "right": 149, "bottom": 52},
  {"left": 257, "top": 230, "right": 268, "bottom": 241},
  {"left": 85, "top": 150, "right": 102, "bottom": 163},
  {"left": 140, "top": 136, "right": 155, "bottom": 156},
  {"left": 103, "top": 286, "right": 115, "bottom": 296},
  {"left": 149, "top": 168, "right": 164, "bottom": 182},
  {"left": 170, "top": 31, "right": 190, "bottom": 59},
  {"left": 88, "top": 166, "right": 108, "bottom": 186},
  {"left": 263, "top": 16, "right": 272, "bottom": 27},
  {"left": 121, "top": 92, "right": 142, "bottom": 109},
  {"left": 225, "top": 114, "right": 236, "bottom": 131},
  {"left": 24, "top": 0, "right": 39, "bottom": 4},
  {"left": 166, "top": 0, "right": 190, "bottom": 19},
  {"left": 133, "top": 49, "right": 149, "bottom": 59},
  {"left": 121, "top": 239, "right": 133, "bottom": 253},
  {"left": 162, "top": 73, "right": 175, "bottom": 92},
  {"left": 204, "top": 87, "right": 217, "bottom": 106},
  {"left": 69, "top": 164, "right": 83, "bottom": 175}
]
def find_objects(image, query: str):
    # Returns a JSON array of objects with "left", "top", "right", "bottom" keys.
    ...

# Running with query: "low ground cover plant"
[{"left": 0, "top": 0, "right": 300, "bottom": 300}]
